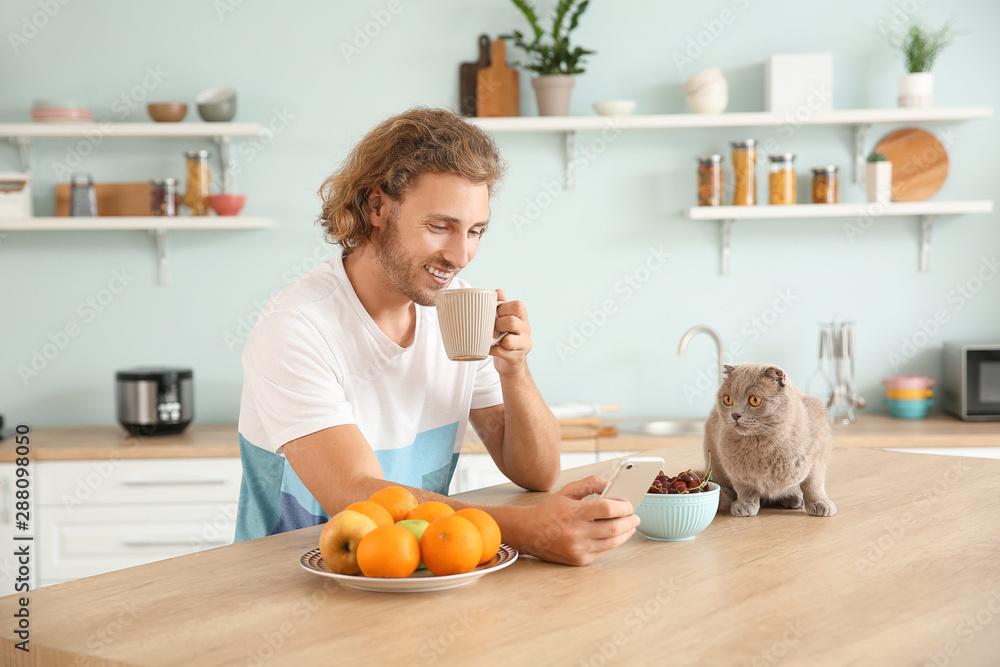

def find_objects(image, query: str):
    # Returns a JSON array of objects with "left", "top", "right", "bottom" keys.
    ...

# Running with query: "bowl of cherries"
[{"left": 635, "top": 467, "right": 720, "bottom": 541}]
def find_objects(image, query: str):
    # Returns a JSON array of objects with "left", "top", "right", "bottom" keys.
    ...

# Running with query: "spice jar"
[
  {"left": 811, "top": 166, "right": 838, "bottom": 204},
  {"left": 697, "top": 155, "right": 723, "bottom": 206},
  {"left": 150, "top": 178, "right": 178, "bottom": 216},
  {"left": 731, "top": 140, "right": 757, "bottom": 206},
  {"left": 768, "top": 153, "right": 796, "bottom": 205},
  {"left": 184, "top": 150, "right": 211, "bottom": 216}
]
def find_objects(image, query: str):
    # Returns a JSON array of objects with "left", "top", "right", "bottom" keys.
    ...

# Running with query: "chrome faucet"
[{"left": 678, "top": 325, "right": 726, "bottom": 387}]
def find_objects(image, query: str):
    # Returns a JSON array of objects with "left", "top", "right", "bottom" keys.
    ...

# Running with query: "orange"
[
  {"left": 454, "top": 508, "right": 502, "bottom": 565},
  {"left": 356, "top": 525, "right": 420, "bottom": 578},
  {"left": 368, "top": 486, "right": 419, "bottom": 524},
  {"left": 406, "top": 500, "right": 455, "bottom": 523},
  {"left": 343, "top": 500, "right": 394, "bottom": 528},
  {"left": 420, "top": 515, "right": 483, "bottom": 576}
]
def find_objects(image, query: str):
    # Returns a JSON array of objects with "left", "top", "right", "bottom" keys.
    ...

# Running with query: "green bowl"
[{"left": 634, "top": 482, "right": 720, "bottom": 541}]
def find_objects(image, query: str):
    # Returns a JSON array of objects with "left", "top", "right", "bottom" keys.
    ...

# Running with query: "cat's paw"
[
  {"left": 778, "top": 494, "right": 804, "bottom": 510},
  {"left": 807, "top": 499, "right": 837, "bottom": 517},
  {"left": 731, "top": 500, "right": 760, "bottom": 517},
  {"left": 717, "top": 486, "right": 737, "bottom": 513}
]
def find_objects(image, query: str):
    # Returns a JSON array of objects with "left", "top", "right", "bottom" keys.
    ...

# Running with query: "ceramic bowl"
[
  {"left": 147, "top": 103, "right": 188, "bottom": 122},
  {"left": 207, "top": 194, "right": 246, "bottom": 216},
  {"left": 686, "top": 87, "right": 729, "bottom": 114},
  {"left": 881, "top": 375, "right": 936, "bottom": 390},
  {"left": 634, "top": 482, "right": 720, "bottom": 541},
  {"left": 884, "top": 397, "right": 934, "bottom": 419},
  {"left": 591, "top": 100, "right": 636, "bottom": 116},
  {"left": 884, "top": 387, "right": 934, "bottom": 400},
  {"left": 196, "top": 86, "right": 237, "bottom": 122}
]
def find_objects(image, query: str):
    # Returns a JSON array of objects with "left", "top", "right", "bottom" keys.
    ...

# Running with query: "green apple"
[{"left": 396, "top": 519, "right": 430, "bottom": 569}]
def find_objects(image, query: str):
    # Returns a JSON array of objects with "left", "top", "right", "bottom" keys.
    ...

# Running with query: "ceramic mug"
[{"left": 436, "top": 288, "right": 508, "bottom": 361}]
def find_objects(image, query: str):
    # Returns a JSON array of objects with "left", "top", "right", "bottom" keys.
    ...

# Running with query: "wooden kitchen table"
[{"left": 3, "top": 440, "right": 999, "bottom": 666}]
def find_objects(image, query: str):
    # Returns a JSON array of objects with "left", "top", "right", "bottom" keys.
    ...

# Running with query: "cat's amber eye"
[
  {"left": 749, "top": 395, "right": 762, "bottom": 407},
  {"left": 722, "top": 395, "right": 733, "bottom": 406}
]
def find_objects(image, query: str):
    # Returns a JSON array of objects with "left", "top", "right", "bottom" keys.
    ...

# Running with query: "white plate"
[{"left": 299, "top": 543, "right": 518, "bottom": 593}]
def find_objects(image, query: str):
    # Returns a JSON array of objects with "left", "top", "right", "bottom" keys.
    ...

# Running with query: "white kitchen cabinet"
[
  {"left": 36, "top": 458, "right": 241, "bottom": 587},
  {"left": 0, "top": 463, "right": 36, "bottom": 597}
]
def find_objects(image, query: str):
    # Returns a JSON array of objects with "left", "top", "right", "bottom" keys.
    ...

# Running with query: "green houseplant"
[
  {"left": 889, "top": 19, "right": 958, "bottom": 108},
  {"left": 500, "top": 0, "right": 595, "bottom": 116},
  {"left": 865, "top": 151, "right": 893, "bottom": 204}
]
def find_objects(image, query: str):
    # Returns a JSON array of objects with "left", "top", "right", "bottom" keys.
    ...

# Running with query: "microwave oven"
[{"left": 942, "top": 341, "right": 1000, "bottom": 421}]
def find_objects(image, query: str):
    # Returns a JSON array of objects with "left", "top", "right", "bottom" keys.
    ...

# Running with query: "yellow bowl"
[{"left": 885, "top": 387, "right": 934, "bottom": 400}]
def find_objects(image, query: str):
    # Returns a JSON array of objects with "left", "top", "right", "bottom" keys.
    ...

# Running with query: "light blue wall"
[{"left": 3, "top": 0, "right": 998, "bottom": 427}]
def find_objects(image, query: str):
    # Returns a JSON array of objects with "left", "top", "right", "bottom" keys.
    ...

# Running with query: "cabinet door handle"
[
  {"left": 121, "top": 479, "right": 230, "bottom": 487},
  {"left": 123, "top": 539, "right": 229, "bottom": 547}
]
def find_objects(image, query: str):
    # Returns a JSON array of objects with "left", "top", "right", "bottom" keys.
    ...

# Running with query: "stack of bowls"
[
  {"left": 32, "top": 100, "right": 92, "bottom": 123},
  {"left": 683, "top": 68, "right": 728, "bottom": 114},
  {"left": 882, "top": 375, "right": 935, "bottom": 419}
]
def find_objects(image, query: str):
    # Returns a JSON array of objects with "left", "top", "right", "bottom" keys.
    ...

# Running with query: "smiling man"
[{"left": 234, "top": 108, "right": 639, "bottom": 565}]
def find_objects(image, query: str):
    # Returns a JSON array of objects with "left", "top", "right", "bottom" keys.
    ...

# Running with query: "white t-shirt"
[{"left": 234, "top": 252, "right": 503, "bottom": 540}]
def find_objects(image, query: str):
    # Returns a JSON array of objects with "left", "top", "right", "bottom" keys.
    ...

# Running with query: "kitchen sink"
[{"left": 617, "top": 419, "right": 706, "bottom": 437}]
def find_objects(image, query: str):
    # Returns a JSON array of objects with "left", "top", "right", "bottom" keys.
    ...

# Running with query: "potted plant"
[
  {"left": 866, "top": 152, "right": 893, "bottom": 204},
  {"left": 889, "top": 19, "right": 957, "bottom": 108},
  {"left": 500, "top": 0, "right": 595, "bottom": 116}
]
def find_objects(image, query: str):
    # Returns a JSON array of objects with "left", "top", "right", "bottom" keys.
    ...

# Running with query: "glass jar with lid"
[
  {"left": 183, "top": 150, "right": 211, "bottom": 216},
  {"left": 151, "top": 178, "right": 178, "bottom": 216},
  {"left": 811, "top": 166, "right": 838, "bottom": 204},
  {"left": 697, "top": 155, "right": 723, "bottom": 206},
  {"left": 768, "top": 153, "right": 796, "bottom": 205},
  {"left": 731, "top": 140, "right": 757, "bottom": 206}
]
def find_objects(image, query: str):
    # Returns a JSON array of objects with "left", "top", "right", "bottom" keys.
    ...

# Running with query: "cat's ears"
[
  {"left": 722, "top": 364, "right": 736, "bottom": 378},
  {"left": 764, "top": 366, "right": 786, "bottom": 388}
]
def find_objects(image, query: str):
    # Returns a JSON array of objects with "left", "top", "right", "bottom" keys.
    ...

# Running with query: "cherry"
[{"left": 670, "top": 481, "right": 688, "bottom": 493}]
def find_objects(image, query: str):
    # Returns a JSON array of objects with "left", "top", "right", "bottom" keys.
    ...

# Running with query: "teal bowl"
[
  {"left": 884, "top": 397, "right": 934, "bottom": 419},
  {"left": 634, "top": 482, "right": 720, "bottom": 541}
]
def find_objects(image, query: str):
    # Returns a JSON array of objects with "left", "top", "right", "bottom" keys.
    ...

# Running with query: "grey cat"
[{"left": 704, "top": 363, "right": 836, "bottom": 517}]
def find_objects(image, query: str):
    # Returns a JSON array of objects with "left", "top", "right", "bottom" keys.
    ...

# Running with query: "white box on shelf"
[
  {"left": 765, "top": 54, "right": 833, "bottom": 114},
  {"left": 0, "top": 173, "right": 32, "bottom": 218}
]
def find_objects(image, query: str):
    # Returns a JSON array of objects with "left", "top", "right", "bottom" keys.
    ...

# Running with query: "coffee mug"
[{"left": 436, "top": 288, "right": 508, "bottom": 361}]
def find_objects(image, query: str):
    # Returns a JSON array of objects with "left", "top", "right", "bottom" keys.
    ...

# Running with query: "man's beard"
[{"left": 373, "top": 208, "right": 455, "bottom": 307}]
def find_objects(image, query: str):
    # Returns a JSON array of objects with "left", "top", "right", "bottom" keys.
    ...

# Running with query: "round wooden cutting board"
[{"left": 874, "top": 128, "right": 949, "bottom": 201}]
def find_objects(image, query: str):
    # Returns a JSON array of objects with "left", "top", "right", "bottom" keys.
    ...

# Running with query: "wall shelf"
[
  {"left": 0, "top": 216, "right": 272, "bottom": 286},
  {"left": 682, "top": 200, "right": 994, "bottom": 275},
  {"left": 471, "top": 106, "right": 993, "bottom": 188}
]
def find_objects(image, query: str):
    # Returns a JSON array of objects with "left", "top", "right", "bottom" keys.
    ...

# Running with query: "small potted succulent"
[
  {"left": 866, "top": 151, "right": 893, "bottom": 204},
  {"left": 888, "top": 19, "right": 957, "bottom": 108},
  {"left": 500, "top": 0, "right": 595, "bottom": 116}
]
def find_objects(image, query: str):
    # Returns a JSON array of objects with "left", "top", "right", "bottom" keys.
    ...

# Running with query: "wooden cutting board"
[
  {"left": 459, "top": 34, "right": 491, "bottom": 117},
  {"left": 874, "top": 128, "right": 949, "bottom": 202},
  {"left": 55, "top": 182, "right": 153, "bottom": 216},
  {"left": 476, "top": 39, "right": 519, "bottom": 117}
]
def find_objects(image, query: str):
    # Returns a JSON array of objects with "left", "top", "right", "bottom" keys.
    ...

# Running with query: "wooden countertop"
[
  {"left": 3, "top": 441, "right": 998, "bottom": 666},
  {"left": 4, "top": 414, "right": 997, "bottom": 462}
]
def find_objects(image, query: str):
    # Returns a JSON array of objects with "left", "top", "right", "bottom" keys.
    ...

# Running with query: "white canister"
[
  {"left": 0, "top": 173, "right": 32, "bottom": 218},
  {"left": 866, "top": 161, "right": 893, "bottom": 204}
]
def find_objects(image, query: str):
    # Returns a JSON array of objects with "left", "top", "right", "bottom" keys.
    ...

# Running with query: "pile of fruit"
[
  {"left": 319, "top": 485, "right": 501, "bottom": 579},
  {"left": 648, "top": 469, "right": 712, "bottom": 495}
]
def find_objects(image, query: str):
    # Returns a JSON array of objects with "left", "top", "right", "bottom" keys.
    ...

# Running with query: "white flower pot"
[
  {"left": 866, "top": 161, "right": 893, "bottom": 203},
  {"left": 531, "top": 75, "right": 575, "bottom": 116},
  {"left": 898, "top": 72, "right": 934, "bottom": 108}
]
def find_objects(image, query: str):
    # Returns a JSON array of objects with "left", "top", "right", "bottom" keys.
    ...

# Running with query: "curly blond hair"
[{"left": 317, "top": 107, "right": 505, "bottom": 251}]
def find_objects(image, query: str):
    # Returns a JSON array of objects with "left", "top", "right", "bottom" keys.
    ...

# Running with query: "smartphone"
[{"left": 599, "top": 456, "right": 665, "bottom": 511}]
